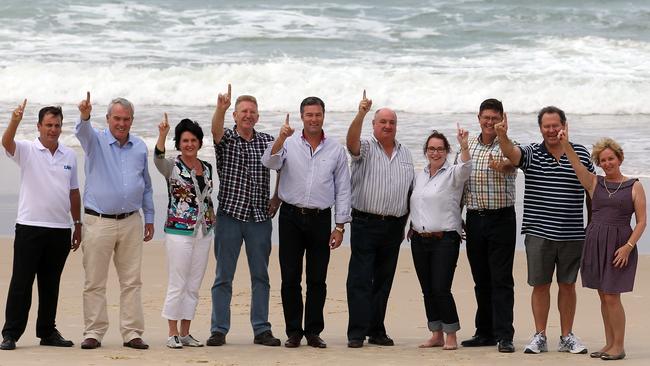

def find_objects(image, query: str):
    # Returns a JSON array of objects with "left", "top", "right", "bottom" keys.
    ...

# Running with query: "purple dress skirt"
[{"left": 581, "top": 176, "right": 638, "bottom": 293}]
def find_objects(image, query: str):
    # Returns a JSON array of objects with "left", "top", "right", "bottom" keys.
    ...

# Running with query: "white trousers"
[{"left": 161, "top": 231, "right": 211, "bottom": 320}]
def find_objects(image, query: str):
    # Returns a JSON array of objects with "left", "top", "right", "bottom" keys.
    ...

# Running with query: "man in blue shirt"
[{"left": 75, "top": 92, "right": 154, "bottom": 350}]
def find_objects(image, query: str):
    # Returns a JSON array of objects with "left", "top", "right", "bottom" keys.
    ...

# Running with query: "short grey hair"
[{"left": 107, "top": 97, "right": 134, "bottom": 118}]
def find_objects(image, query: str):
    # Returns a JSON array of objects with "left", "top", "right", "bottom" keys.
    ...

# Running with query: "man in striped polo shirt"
[
  {"left": 496, "top": 106, "right": 594, "bottom": 355},
  {"left": 345, "top": 91, "right": 414, "bottom": 348},
  {"left": 461, "top": 99, "right": 517, "bottom": 353}
]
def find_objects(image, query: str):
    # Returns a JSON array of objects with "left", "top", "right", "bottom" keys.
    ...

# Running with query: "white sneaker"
[
  {"left": 167, "top": 335, "right": 183, "bottom": 349},
  {"left": 180, "top": 334, "right": 204, "bottom": 347},
  {"left": 524, "top": 332, "right": 548, "bottom": 354},
  {"left": 558, "top": 332, "right": 587, "bottom": 354}
]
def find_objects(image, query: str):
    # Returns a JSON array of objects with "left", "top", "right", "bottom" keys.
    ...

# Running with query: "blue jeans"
[{"left": 210, "top": 212, "right": 272, "bottom": 336}]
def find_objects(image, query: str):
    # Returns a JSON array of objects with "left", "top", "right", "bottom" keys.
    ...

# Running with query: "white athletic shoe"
[
  {"left": 524, "top": 332, "right": 548, "bottom": 354},
  {"left": 558, "top": 332, "right": 587, "bottom": 354},
  {"left": 167, "top": 335, "right": 183, "bottom": 349},
  {"left": 180, "top": 334, "right": 204, "bottom": 347}
]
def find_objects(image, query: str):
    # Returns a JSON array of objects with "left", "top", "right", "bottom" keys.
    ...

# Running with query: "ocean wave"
[{"left": 1, "top": 56, "right": 649, "bottom": 115}]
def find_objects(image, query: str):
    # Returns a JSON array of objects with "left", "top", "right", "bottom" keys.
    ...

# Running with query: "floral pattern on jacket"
[{"left": 154, "top": 149, "right": 215, "bottom": 236}]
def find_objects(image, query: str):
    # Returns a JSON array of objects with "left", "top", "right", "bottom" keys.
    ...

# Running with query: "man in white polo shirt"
[{"left": 1, "top": 101, "right": 82, "bottom": 351}]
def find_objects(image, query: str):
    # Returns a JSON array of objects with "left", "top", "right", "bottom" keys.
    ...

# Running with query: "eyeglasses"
[{"left": 426, "top": 147, "right": 447, "bottom": 153}]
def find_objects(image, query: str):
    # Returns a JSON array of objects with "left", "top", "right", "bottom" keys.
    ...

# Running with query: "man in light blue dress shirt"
[
  {"left": 262, "top": 96, "right": 351, "bottom": 349},
  {"left": 75, "top": 92, "right": 154, "bottom": 350}
]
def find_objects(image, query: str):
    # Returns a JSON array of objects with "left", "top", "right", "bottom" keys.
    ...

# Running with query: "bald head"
[{"left": 372, "top": 107, "right": 397, "bottom": 144}]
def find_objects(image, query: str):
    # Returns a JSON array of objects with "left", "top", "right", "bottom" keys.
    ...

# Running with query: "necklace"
[{"left": 604, "top": 179, "right": 624, "bottom": 198}]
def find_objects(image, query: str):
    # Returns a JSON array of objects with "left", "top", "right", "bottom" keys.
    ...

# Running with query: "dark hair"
[
  {"left": 479, "top": 98, "right": 503, "bottom": 115},
  {"left": 537, "top": 106, "right": 566, "bottom": 126},
  {"left": 38, "top": 106, "right": 63, "bottom": 124},
  {"left": 174, "top": 119, "right": 204, "bottom": 150},
  {"left": 422, "top": 130, "right": 451, "bottom": 155},
  {"left": 300, "top": 96, "right": 325, "bottom": 115}
]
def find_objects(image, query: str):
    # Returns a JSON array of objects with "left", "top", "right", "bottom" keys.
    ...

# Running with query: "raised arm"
[
  {"left": 211, "top": 83, "right": 231, "bottom": 144},
  {"left": 270, "top": 114, "right": 293, "bottom": 155},
  {"left": 558, "top": 122, "right": 596, "bottom": 195},
  {"left": 2, "top": 99, "right": 27, "bottom": 156},
  {"left": 346, "top": 90, "right": 372, "bottom": 156},
  {"left": 495, "top": 113, "right": 522, "bottom": 166},
  {"left": 457, "top": 122, "right": 470, "bottom": 162},
  {"left": 154, "top": 113, "right": 174, "bottom": 177}
]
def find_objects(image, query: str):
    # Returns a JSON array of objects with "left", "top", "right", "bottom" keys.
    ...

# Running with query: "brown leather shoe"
[
  {"left": 284, "top": 335, "right": 302, "bottom": 348},
  {"left": 80, "top": 338, "right": 101, "bottom": 349},
  {"left": 123, "top": 338, "right": 149, "bottom": 349},
  {"left": 306, "top": 335, "right": 327, "bottom": 348}
]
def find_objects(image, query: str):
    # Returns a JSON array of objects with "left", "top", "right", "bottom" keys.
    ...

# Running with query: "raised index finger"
[
  {"left": 227, "top": 83, "right": 231, "bottom": 97},
  {"left": 284, "top": 113, "right": 290, "bottom": 125},
  {"left": 164, "top": 112, "right": 168, "bottom": 125},
  {"left": 21, "top": 98, "right": 27, "bottom": 110},
  {"left": 86, "top": 91, "right": 91, "bottom": 104},
  {"left": 363, "top": 89, "right": 366, "bottom": 100}
]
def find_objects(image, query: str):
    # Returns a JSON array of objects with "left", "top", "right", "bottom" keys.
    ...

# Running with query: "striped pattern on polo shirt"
[
  {"left": 350, "top": 137, "right": 414, "bottom": 217},
  {"left": 518, "top": 142, "right": 595, "bottom": 241}
]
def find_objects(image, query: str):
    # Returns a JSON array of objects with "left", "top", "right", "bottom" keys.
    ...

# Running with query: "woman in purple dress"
[{"left": 559, "top": 126, "right": 646, "bottom": 361}]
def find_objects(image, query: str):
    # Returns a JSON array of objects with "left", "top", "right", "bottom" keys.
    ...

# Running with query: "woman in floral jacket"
[{"left": 154, "top": 115, "right": 215, "bottom": 349}]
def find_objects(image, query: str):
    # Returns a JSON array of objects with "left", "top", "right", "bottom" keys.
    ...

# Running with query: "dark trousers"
[
  {"left": 346, "top": 212, "right": 407, "bottom": 341},
  {"left": 411, "top": 231, "right": 461, "bottom": 332},
  {"left": 278, "top": 204, "right": 331, "bottom": 338},
  {"left": 2, "top": 224, "right": 71, "bottom": 340},
  {"left": 465, "top": 207, "right": 516, "bottom": 341}
]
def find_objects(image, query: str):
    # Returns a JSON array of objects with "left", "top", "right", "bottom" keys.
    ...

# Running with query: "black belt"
[
  {"left": 413, "top": 231, "right": 444, "bottom": 239},
  {"left": 352, "top": 209, "right": 401, "bottom": 221},
  {"left": 467, "top": 206, "right": 514, "bottom": 216},
  {"left": 282, "top": 203, "right": 331, "bottom": 216},
  {"left": 85, "top": 208, "right": 136, "bottom": 220}
]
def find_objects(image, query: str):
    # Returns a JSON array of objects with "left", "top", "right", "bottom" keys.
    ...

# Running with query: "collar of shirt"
[
  {"left": 104, "top": 128, "right": 133, "bottom": 147},
  {"left": 33, "top": 137, "right": 62, "bottom": 156},
  {"left": 476, "top": 133, "right": 499, "bottom": 147},
  {"left": 301, "top": 130, "right": 326, "bottom": 154},
  {"left": 370, "top": 135, "right": 400, "bottom": 160},
  {"left": 232, "top": 124, "right": 259, "bottom": 141},
  {"left": 424, "top": 159, "right": 451, "bottom": 179}
]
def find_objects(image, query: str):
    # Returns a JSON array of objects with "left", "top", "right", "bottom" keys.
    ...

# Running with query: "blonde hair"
[
  {"left": 591, "top": 137, "right": 624, "bottom": 167},
  {"left": 235, "top": 95, "right": 258, "bottom": 109}
]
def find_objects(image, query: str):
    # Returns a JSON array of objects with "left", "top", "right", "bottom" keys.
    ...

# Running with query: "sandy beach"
[{"left": 1, "top": 237, "right": 648, "bottom": 366}]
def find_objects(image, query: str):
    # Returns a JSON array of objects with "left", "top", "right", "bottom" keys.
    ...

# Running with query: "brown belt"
[{"left": 414, "top": 231, "right": 444, "bottom": 239}]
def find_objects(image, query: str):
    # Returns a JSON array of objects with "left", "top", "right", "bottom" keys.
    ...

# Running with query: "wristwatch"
[{"left": 335, "top": 226, "right": 345, "bottom": 234}]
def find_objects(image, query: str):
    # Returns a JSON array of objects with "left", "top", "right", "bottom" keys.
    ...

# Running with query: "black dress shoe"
[
  {"left": 461, "top": 335, "right": 497, "bottom": 347},
  {"left": 123, "top": 337, "right": 149, "bottom": 349},
  {"left": 284, "top": 335, "right": 302, "bottom": 348},
  {"left": 80, "top": 338, "right": 101, "bottom": 349},
  {"left": 1, "top": 336, "right": 16, "bottom": 350},
  {"left": 253, "top": 330, "right": 281, "bottom": 347},
  {"left": 40, "top": 330, "right": 74, "bottom": 347},
  {"left": 601, "top": 351, "right": 626, "bottom": 360},
  {"left": 347, "top": 339, "right": 364, "bottom": 348},
  {"left": 368, "top": 334, "right": 394, "bottom": 346},
  {"left": 206, "top": 332, "right": 226, "bottom": 346},
  {"left": 306, "top": 335, "right": 327, "bottom": 348},
  {"left": 498, "top": 340, "right": 515, "bottom": 353}
]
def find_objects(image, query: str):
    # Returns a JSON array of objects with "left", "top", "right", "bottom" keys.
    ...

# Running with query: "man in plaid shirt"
[
  {"left": 460, "top": 99, "right": 518, "bottom": 353},
  {"left": 207, "top": 84, "right": 281, "bottom": 347}
]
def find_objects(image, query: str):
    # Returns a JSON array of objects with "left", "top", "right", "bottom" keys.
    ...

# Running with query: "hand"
[
  {"left": 460, "top": 220, "right": 466, "bottom": 242},
  {"left": 558, "top": 121, "right": 570, "bottom": 146},
  {"left": 612, "top": 244, "right": 632, "bottom": 268},
  {"left": 71, "top": 226, "right": 82, "bottom": 251},
  {"left": 329, "top": 229, "right": 343, "bottom": 249},
  {"left": 216, "top": 83, "right": 232, "bottom": 112},
  {"left": 144, "top": 223, "right": 154, "bottom": 242},
  {"left": 268, "top": 195, "right": 281, "bottom": 218},
  {"left": 406, "top": 228, "right": 413, "bottom": 242},
  {"left": 158, "top": 112, "right": 170, "bottom": 137},
  {"left": 279, "top": 114, "right": 294, "bottom": 139},
  {"left": 359, "top": 89, "right": 372, "bottom": 114},
  {"left": 457, "top": 122, "right": 469, "bottom": 146},
  {"left": 488, "top": 152, "right": 508, "bottom": 172},
  {"left": 11, "top": 99, "right": 27, "bottom": 124},
  {"left": 78, "top": 91, "right": 92, "bottom": 120},
  {"left": 494, "top": 112, "right": 508, "bottom": 137}
]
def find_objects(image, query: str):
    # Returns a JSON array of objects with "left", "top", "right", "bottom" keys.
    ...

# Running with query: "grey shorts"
[{"left": 524, "top": 234, "right": 583, "bottom": 286}]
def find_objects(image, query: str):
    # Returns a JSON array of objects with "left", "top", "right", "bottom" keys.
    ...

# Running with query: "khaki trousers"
[{"left": 81, "top": 212, "right": 144, "bottom": 342}]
